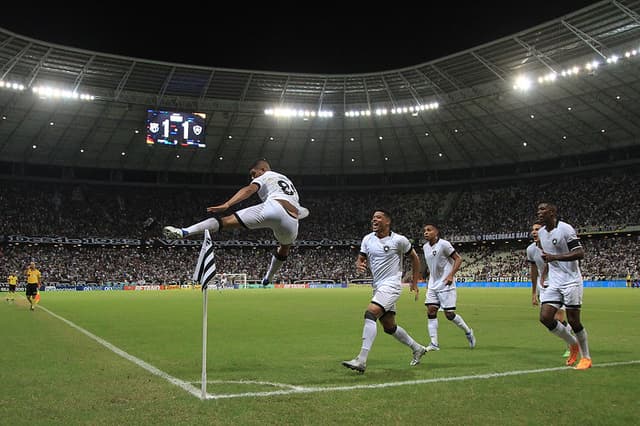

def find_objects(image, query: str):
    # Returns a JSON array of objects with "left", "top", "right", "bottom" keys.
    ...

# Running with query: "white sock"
[
  {"left": 428, "top": 318, "right": 439, "bottom": 346},
  {"left": 357, "top": 319, "right": 377, "bottom": 362},
  {"left": 550, "top": 321, "right": 578, "bottom": 346},
  {"left": 183, "top": 218, "right": 219, "bottom": 236},
  {"left": 264, "top": 255, "right": 285, "bottom": 282},
  {"left": 392, "top": 325, "right": 420, "bottom": 351},
  {"left": 451, "top": 314, "right": 471, "bottom": 334},
  {"left": 574, "top": 328, "right": 590, "bottom": 359},
  {"left": 564, "top": 322, "right": 573, "bottom": 334}
]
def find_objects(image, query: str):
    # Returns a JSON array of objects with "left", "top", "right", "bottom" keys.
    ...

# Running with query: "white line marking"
[
  {"left": 204, "top": 360, "right": 640, "bottom": 400},
  {"left": 38, "top": 305, "right": 202, "bottom": 398},
  {"left": 190, "top": 380, "right": 307, "bottom": 390},
  {"left": 36, "top": 305, "right": 640, "bottom": 401}
]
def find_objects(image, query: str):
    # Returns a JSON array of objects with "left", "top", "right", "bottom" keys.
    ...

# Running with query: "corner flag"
[
  {"left": 194, "top": 230, "right": 216, "bottom": 400},
  {"left": 193, "top": 230, "right": 216, "bottom": 291}
]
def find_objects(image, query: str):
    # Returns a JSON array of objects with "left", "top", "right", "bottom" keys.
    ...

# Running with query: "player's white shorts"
[
  {"left": 234, "top": 199, "right": 298, "bottom": 245},
  {"left": 537, "top": 285, "right": 566, "bottom": 310},
  {"left": 371, "top": 285, "right": 401, "bottom": 313},
  {"left": 540, "top": 282, "right": 583, "bottom": 308},
  {"left": 425, "top": 287, "right": 457, "bottom": 310}
]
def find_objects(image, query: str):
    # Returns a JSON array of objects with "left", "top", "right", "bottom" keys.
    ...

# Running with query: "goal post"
[{"left": 213, "top": 273, "right": 247, "bottom": 288}]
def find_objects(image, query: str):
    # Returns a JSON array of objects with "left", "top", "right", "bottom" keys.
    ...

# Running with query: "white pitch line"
[
  {"left": 204, "top": 360, "right": 640, "bottom": 400},
  {"left": 35, "top": 304, "right": 640, "bottom": 401},
  {"left": 191, "top": 379, "right": 307, "bottom": 390},
  {"left": 38, "top": 305, "right": 202, "bottom": 398}
]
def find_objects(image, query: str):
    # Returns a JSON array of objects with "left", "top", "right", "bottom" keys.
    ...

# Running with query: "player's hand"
[
  {"left": 206, "top": 203, "right": 229, "bottom": 213},
  {"left": 444, "top": 276, "right": 454, "bottom": 286},
  {"left": 532, "top": 295, "right": 539, "bottom": 306},
  {"left": 541, "top": 251, "right": 555, "bottom": 262},
  {"left": 356, "top": 260, "right": 367, "bottom": 274}
]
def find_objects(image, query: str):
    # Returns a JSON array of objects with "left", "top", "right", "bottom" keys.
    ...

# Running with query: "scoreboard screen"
[{"left": 146, "top": 109, "right": 206, "bottom": 148}]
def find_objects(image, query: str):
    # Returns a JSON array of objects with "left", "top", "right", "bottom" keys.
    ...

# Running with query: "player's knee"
[
  {"left": 364, "top": 311, "right": 377, "bottom": 321},
  {"left": 427, "top": 304, "right": 440, "bottom": 318},
  {"left": 383, "top": 325, "right": 397, "bottom": 335},
  {"left": 445, "top": 312, "right": 456, "bottom": 321},
  {"left": 217, "top": 216, "right": 230, "bottom": 230},
  {"left": 274, "top": 251, "right": 288, "bottom": 261},
  {"left": 541, "top": 316, "right": 557, "bottom": 330},
  {"left": 427, "top": 313, "right": 437, "bottom": 319}
]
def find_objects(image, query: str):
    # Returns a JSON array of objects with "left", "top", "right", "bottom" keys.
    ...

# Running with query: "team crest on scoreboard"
[
  {"left": 193, "top": 125, "right": 203, "bottom": 136},
  {"left": 149, "top": 122, "right": 159, "bottom": 133}
]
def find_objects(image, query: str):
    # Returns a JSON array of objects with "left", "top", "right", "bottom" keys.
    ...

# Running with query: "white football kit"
[
  {"left": 537, "top": 221, "right": 584, "bottom": 308},
  {"left": 526, "top": 242, "right": 547, "bottom": 295},
  {"left": 423, "top": 238, "right": 458, "bottom": 309},
  {"left": 360, "top": 231, "right": 413, "bottom": 313},
  {"left": 235, "top": 171, "right": 302, "bottom": 245}
]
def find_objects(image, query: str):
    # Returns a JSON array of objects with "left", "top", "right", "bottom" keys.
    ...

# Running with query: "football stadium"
[{"left": 1, "top": 2, "right": 639, "bottom": 424}]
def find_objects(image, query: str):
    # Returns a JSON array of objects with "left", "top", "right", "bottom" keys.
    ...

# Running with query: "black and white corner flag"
[{"left": 193, "top": 230, "right": 216, "bottom": 291}]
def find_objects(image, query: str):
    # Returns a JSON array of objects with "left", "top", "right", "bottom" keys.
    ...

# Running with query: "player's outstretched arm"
[{"left": 206, "top": 184, "right": 259, "bottom": 213}]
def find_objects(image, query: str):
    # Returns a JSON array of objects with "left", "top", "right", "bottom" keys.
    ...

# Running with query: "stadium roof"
[{"left": 1, "top": 0, "right": 640, "bottom": 177}]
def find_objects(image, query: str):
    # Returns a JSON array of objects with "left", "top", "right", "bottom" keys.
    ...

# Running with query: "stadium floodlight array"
[
  {"left": 32, "top": 85, "right": 95, "bottom": 101},
  {"left": 0, "top": 80, "right": 25, "bottom": 91},
  {"left": 515, "top": 44, "right": 640, "bottom": 92},
  {"left": 345, "top": 102, "right": 439, "bottom": 118},
  {"left": 264, "top": 108, "right": 334, "bottom": 118}
]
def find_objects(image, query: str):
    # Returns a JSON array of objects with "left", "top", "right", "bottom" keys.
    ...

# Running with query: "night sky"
[{"left": 0, "top": 2, "right": 600, "bottom": 74}]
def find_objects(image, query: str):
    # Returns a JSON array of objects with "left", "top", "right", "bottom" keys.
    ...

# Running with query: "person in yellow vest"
[
  {"left": 25, "top": 262, "right": 41, "bottom": 311},
  {"left": 6, "top": 272, "right": 18, "bottom": 302}
]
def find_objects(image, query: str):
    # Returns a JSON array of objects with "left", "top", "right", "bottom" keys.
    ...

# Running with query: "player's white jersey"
[
  {"left": 251, "top": 171, "right": 301, "bottom": 209},
  {"left": 526, "top": 242, "right": 546, "bottom": 290},
  {"left": 423, "top": 238, "right": 457, "bottom": 291},
  {"left": 538, "top": 221, "right": 583, "bottom": 286},
  {"left": 360, "top": 232, "right": 412, "bottom": 290}
]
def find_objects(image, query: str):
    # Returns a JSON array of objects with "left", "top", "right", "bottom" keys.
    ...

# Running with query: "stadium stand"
[{"left": 1, "top": 171, "right": 638, "bottom": 284}]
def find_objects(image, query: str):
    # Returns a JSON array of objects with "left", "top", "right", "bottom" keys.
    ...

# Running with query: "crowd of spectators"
[
  {"left": 1, "top": 236, "right": 637, "bottom": 285},
  {"left": 1, "top": 170, "right": 639, "bottom": 284},
  {"left": 1, "top": 171, "right": 639, "bottom": 242},
  {"left": 0, "top": 244, "right": 361, "bottom": 285}
]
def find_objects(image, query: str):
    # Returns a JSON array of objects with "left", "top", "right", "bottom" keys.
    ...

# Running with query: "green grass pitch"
[{"left": 1, "top": 287, "right": 638, "bottom": 425}]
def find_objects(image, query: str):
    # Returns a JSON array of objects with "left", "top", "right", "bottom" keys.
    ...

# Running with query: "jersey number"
[{"left": 278, "top": 180, "right": 296, "bottom": 196}]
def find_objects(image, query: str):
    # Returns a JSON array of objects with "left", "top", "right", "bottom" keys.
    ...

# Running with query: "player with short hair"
[
  {"left": 421, "top": 223, "right": 475, "bottom": 351},
  {"left": 537, "top": 202, "right": 591, "bottom": 370},
  {"left": 342, "top": 210, "right": 427, "bottom": 373},
  {"left": 24, "top": 262, "right": 41, "bottom": 311},
  {"left": 527, "top": 222, "right": 571, "bottom": 357},
  {"left": 163, "top": 159, "right": 308, "bottom": 286}
]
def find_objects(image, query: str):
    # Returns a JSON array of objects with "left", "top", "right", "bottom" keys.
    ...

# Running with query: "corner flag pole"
[
  {"left": 201, "top": 284, "right": 208, "bottom": 400},
  {"left": 193, "top": 229, "right": 215, "bottom": 401}
]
